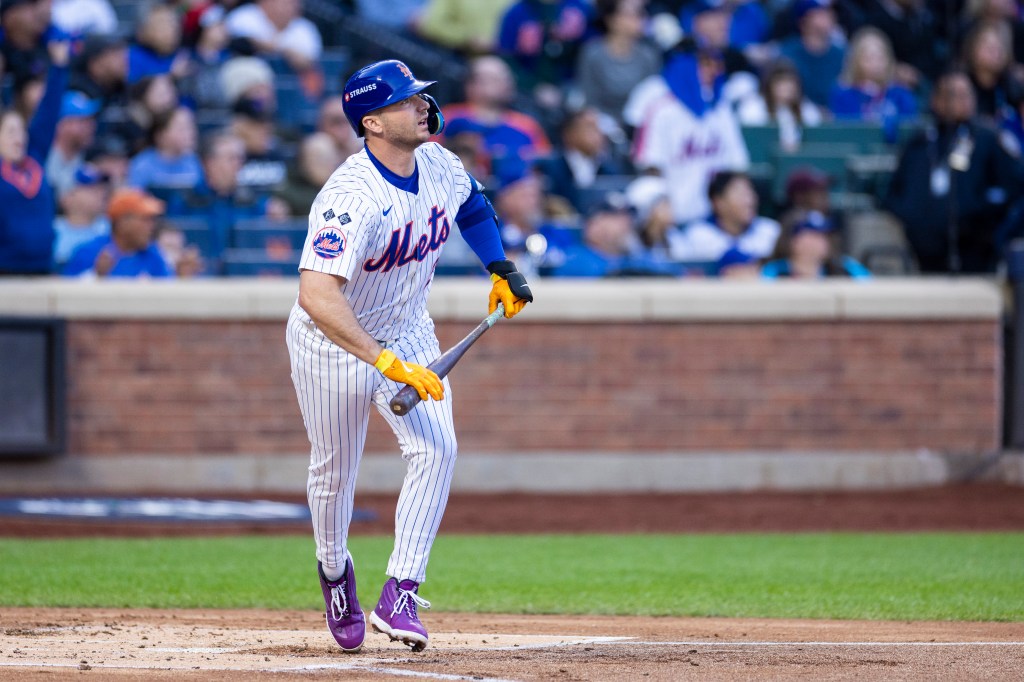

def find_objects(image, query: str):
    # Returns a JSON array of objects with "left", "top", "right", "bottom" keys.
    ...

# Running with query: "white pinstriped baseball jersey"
[
  {"left": 287, "top": 140, "right": 472, "bottom": 585},
  {"left": 298, "top": 142, "right": 474, "bottom": 341}
]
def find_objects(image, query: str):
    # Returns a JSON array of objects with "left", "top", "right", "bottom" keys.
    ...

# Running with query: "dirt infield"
[
  {"left": 2, "top": 608, "right": 1023, "bottom": 680},
  {"left": 2, "top": 484, "right": 1022, "bottom": 680}
]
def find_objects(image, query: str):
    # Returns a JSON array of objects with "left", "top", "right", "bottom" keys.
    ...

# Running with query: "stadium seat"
[
  {"left": 232, "top": 218, "right": 309, "bottom": 255},
  {"left": 741, "top": 125, "right": 779, "bottom": 165},
  {"left": 320, "top": 49, "right": 351, "bottom": 95},
  {"left": 770, "top": 143, "right": 860, "bottom": 204},
  {"left": 801, "top": 123, "right": 885, "bottom": 152},
  {"left": 161, "top": 216, "right": 216, "bottom": 260},
  {"left": 222, "top": 248, "right": 300, "bottom": 277},
  {"left": 575, "top": 175, "right": 635, "bottom": 214},
  {"left": 275, "top": 75, "right": 319, "bottom": 133}
]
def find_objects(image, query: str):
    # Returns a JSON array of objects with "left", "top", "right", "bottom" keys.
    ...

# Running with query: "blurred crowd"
[{"left": 3, "top": 0, "right": 1024, "bottom": 280}]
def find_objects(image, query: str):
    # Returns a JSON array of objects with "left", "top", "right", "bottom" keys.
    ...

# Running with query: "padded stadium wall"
[{"left": 0, "top": 278, "right": 1014, "bottom": 493}]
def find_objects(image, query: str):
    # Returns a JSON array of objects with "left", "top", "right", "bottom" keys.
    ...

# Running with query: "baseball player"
[{"left": 285, "top": 59, "right": 533, "bottom": 654}]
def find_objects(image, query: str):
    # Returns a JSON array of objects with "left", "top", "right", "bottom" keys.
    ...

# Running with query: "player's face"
[{"left": 375, "top": 95, "right": 432, "bottom": 148}]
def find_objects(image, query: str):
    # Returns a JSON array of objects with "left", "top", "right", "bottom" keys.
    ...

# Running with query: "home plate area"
[{"left": 2, "top": 609, "right": 1022, "bottom": 680}]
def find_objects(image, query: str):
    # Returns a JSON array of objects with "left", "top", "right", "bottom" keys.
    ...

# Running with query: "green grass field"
[{"left": 1, "top": 533, "right": 1022, "bottom": 621}]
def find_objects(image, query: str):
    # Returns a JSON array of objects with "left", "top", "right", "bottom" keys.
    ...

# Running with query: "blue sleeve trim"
[{"left": 456, "top": 182, "right": 506, "bottom": 267}]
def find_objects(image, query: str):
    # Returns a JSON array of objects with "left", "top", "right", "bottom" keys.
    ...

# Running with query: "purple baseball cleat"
[
  {"left": 317, "top": 559, "right": 365, "bottom": 652},
  {"left": 368, "top": 578, "right": 431, "bottom": 652}
]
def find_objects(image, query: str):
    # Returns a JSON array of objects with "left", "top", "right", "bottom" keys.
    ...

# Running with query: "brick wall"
[{"left": 65, "top": 318, "right": 1001, "bottom": 456}]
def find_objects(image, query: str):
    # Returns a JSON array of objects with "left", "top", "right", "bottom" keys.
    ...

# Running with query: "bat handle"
[
  {"left": 390, "top": 303, "right": 507, "bottom": 416},
  {"left": 390, "top": 385, "right": 420, "bottom": 416}
]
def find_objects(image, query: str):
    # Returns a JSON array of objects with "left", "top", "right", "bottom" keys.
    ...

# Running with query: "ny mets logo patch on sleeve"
[{"left": 312, "top": 226, "right": 347, "bottom": 259}]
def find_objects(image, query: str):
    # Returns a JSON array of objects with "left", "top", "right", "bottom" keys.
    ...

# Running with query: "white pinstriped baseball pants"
[{"left": 286, "top": 303, "right": 458, "bottom": 584}]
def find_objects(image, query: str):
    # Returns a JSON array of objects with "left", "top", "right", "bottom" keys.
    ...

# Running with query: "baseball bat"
[{"left": 389, "top": 302, "right": 506, "bottom": 416}]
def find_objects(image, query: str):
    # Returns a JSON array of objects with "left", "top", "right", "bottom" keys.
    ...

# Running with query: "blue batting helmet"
[{"left": 342, "top": 59, "right": 442, "bottom": 136}]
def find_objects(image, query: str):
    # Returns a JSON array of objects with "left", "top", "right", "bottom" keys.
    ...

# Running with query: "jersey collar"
[{"left": 365, "top": 145, "right": 419, "bottom": 195}]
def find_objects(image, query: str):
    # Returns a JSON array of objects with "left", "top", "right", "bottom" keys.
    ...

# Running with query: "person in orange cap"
[{"left": 63, "top": 186, "right": 188, "bottom": 277}]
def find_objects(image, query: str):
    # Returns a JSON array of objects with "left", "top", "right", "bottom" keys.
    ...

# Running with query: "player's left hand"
[{"left": 487, "top": 259, "right": 533, "bottom": 319}]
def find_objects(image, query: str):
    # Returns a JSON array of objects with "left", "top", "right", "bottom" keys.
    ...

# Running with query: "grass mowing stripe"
[{"left": 0, "top": 533, "right": 1021, "bottom": 621}]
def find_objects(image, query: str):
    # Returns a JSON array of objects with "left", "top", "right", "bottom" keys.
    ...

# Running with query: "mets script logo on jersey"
[
  {"left": 345, "top": 83, "right": 376, "bottom": 101},
  {"left": 364, "top": 206, "right": 450, "bottom": 273},
  {"left": 312, "top": 226, "right": 347, "bottom": 259},
  {"left": 676, "top": 134, "right": 722, "bottom": 161}
]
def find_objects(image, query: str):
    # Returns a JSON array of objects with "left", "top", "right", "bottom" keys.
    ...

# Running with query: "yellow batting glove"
[
  {"left": 374, "top": 349, "right": 444, "bottom": 401},
  {"left": 486, "top": 259, "right": 534, "bottom": 319}
]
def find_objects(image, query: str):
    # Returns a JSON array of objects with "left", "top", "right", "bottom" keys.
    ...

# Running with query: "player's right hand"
[{"left": 374, "top": 349, "right": 444, "bottom": 402}]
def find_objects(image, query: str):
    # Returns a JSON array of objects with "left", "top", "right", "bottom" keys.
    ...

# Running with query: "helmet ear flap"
[{"left": 421, "top": 93, "right": 444, "bottom": 135}]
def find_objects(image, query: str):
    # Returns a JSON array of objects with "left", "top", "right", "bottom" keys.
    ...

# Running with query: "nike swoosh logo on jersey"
[{"left": 383, "top": 205, "right": 393, "bottom": 216}]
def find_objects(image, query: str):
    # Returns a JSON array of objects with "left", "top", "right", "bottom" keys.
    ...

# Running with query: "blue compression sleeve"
[{"left": 456, "top": 184, "right": 506, "bottom": 268}]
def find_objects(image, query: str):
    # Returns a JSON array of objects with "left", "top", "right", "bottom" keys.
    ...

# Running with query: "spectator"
[
  {"left": 219, "top": 55, "right": 276, "bottom": 116},
  {"left": 109, "top": 73, "right": 180, "bottom": 157},
  {"left": 725, "top": 0, "right": 771, "bottom": 50},
  {"left": 275, "top": 131, "right": 344, "bottom": 216},
  {"left": 230, "top": 95, "right": 288, "bottom": 190},
  {"left": 959, "top": 0, "right": 1024, "bottom": 66},
  {"left": 552, "top": 193, "right": 677, "bottom": 277},
  {"left": 829, "top": 27, "right": 917, "bottom": 133},
  {"left": 177, "top": 3, "right": 236, "bottom": 111},
  {"left": 576, "top": 0, "right": 661, "bottom": 127},
  {"left": 84, "top": 134, "right": 130, "bottom": 187},
  {"left": 0, "top": 39, "right": 69, "bottom": 276},
  {"left": 962, "top": 19, "right": 1024, "bottom": 124},
  {"left": 63, "top": 187, "right": 191, "bottom": 277},
  {"left": 53, "top": 164, "right": 111, "bottom": 269},
  {"left": 668, "top": 170, "right": 780, "bottom": 262},
  {"left": 69, "top": 33, "right": 129, "bottom": 113},
  {"left": 441, "top": 55, "right": 552, "bottom": 185},
  {"left": 497, "top": 0, "right": 595, "bottom": 101},
  {"left": 778, "top": 165, "right": 833, "bottom": 232},
  {"left": 443, "top": 131, "right": 490, "bottom": 180},
  {"left": 354, "top": 0, "right": 428, "bottom": 35},
  {"left": 224, "top": 0, "right": 323, "bottom": 73},
  {"left": 45, "top": 90, "right": 100, "bottom": 196},
  {"left": 164, "top": 131, "right": 286, "bottom": 272},
  {"left": 737, "top": 58, "right": 823, "bottom": 151},
  {"left": 10, "top": 72, "right": 46, "bottom": 122},
  {"left": 679, "top": 0, "right": 771, "bottom": 52},
  {"left": 128, "top": 2, "right": 187, "bottom": 84},
  {"left": 860, "top": 0, "right": 943, "bottom": 87},
  {"left": 883, "top": 69, "right": 1023, "bottom": 273},
  {"left": 51, "top": 0, "right": 118, "bottom": 36},
  {"left": 762, "top": 209, "right": 871, "bottom": 278},
  {"left": 715, "top": 245, "right": 763, "bottom": 278},
  {"left": 155, "top": 223, "right": 203, "bottom": 278},
  {"left": 540, "top": 107, "right": 629, "bottom": 212},
  {"left": 493, "top": 164, "right": 579, "bottom": 276},
  {"left": 126, "top": 106, "right": 203, "bottom": 191},
  {"left": 778, "top": 0, "right": 846, "bottom": 108},
  {"left": 625, "top": 174, "right": 683, "bottom": 263},
  {"left": 415, "top": 0, "right": 515, "bottom": 54},
  {"left": 678, "top": 0, "right": 758, "bottom": 95},
  {"left": 627, "top": 47, "right": 749, "bottom": 225},
  {"left": 316, "top": 96, "right": 363, "bottom": 162},
  {"left": 0, "top": 0, "right": 57, "bottom": 86}
]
